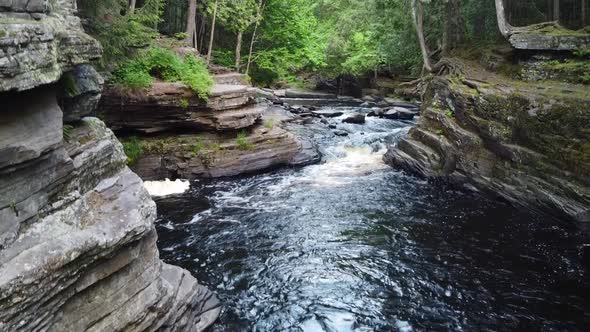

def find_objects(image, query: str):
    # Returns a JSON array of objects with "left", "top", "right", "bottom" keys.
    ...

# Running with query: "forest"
[{"left": 79, "top": 0, "right": 589, "bottom": 89}]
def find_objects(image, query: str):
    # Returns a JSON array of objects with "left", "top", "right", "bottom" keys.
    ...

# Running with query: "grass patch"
[
  {"left": 122, "top": 136, "right": 144, "bottom": 166},
  {"left": 112, "top": 47, "right": 214, "bottom": 100},
  {"left": 541, "top": 59, "right": 590, "bottom": 84},
  {"left": 236, "top": 130, "right": 254, "bottom": 150}
]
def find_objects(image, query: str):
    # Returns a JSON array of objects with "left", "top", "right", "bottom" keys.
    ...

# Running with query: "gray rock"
[
  {"left": 60, "top": 64, "right": 104, "bottom": 122},
  {"left": 0, "top": 1, "right": 101, "bottom": 92},
  {"left": 311, "top": 110, "right": 344, "bottom": 118},
  {"left": 285, "top": 89, "right": 337, "bottom": 99},
  {"left": 342, "top": 113, "right": 366, "bottom": 124},
  {"left": 99, "top": 83, "right": 263, "bottom": 133},
  {"left": 385, "top": 76, "right": 590, "bottom": 222},
  {"left": 383, "top": 107, "right": 416, "bottom": 120}
]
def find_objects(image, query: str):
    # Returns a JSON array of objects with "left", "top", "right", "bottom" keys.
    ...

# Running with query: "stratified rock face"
[
  {"left": 0, "top": 2, "right": 220, "bottom": 331},
  {"left": 385, "top": 76, "right": 590, "bottom": 222},
  {"left": 509, "top": 31, "right": 590, "bottom": 51},
  {"left": 0, "top": 0, "right": 102, "bottom": 92},
  {"left": 99, "top": 83, "right": 264, "bottom": 133},
  {"left": 131, "top": 125, "right": 320, "bottom": 180}
]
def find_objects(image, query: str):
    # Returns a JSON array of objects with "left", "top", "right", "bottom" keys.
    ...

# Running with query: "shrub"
[
  {"left": 174, "top": 32, "right": 188, "bottom": 40},
  {"left": 122, "top": 137, "right": 144, "bottom": 166},
  {"left": 235, "top": 130, "right": 254, "bottom": 150},
  {"left": 112, "top": 47, "right": 214, "bottom": 100}
]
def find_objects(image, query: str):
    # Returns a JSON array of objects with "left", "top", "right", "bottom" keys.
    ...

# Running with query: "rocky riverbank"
[
  {"left": 0, "top": 2, "right": 219, "bottom": 331},
  {"left": 385, "top": 57, "right": 590, "bottom": 222}
]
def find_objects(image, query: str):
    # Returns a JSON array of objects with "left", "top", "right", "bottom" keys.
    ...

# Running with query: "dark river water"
[{"left": 154, "top": 106, "right": 590, "bottom": 331}]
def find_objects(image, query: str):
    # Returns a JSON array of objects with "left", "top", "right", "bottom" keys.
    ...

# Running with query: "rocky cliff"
[
  {"left": 385, "top": 60, "right": 590, "bottom": 222},
  {"left": 0, "top": 2, "right": 220, "bottom": 331}
]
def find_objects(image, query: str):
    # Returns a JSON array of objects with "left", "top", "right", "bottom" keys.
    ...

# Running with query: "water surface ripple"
[{"left": 155, "top": 107, "right": 590, "bottom": 331}]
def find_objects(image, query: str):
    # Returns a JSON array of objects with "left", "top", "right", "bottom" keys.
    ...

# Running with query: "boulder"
[
  {"left": 342, "top": 113, "right": 366, "bottom": 124},
  {"left": 311, "top": 110, "right": 344, "bottom": 118},
  {"left": 383, "top": 107, "right": 416, "bottom": 120}
]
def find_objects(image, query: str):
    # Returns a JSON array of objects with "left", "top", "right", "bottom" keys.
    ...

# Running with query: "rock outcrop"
[
  {"left": 99, "top": 71, "right": 320, "bottom": 180},
  {"left": 0, "top": 2, "right": 220, "bottom": 331},
  {"left": 100, "top": 83, "right": 263, "bottom": 133},
  {"left": 385, "top": 70, "right": 590, "bottom": 222}
]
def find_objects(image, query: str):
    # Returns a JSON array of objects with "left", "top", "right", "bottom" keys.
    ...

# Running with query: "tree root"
[{"left": 431, "top": 58, "right": 465, "bottom": 76}]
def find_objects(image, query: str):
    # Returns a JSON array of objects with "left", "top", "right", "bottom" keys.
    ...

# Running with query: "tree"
[
  {"left": 217, "top": 0, "right": 259, "bottom": 71},
  {"left": 186, "top": 0, "right": 198, "bottom": 48},
  {"left": 206, "top": 0, "right": 219, "bottom": 65},
  {"left": 411, "top": 0, "right": 432, "bottom": 72},
  {"left": 246, "top": 0, "right": 265, "bottom": 75},
  {"left": 495, "top": 0, "right": 512, "bottom": 38},
  {"left": 129, "top": 0, "right": 137, "bottom": 14}
]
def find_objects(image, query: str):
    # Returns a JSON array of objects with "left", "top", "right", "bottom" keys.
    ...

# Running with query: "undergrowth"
[
  {"left": 112, "top": 47, "right": 214, "bottom": 100},
  {"left": 122, "top": 137, "right": 144, "bottom": 166}
]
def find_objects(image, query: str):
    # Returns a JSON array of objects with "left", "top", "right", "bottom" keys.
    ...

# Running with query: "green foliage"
[
  {"left": 122, "top": 137, "right": 144, "bottom": 166},
  {"left": 445, "top": 109, "right": 455, "bottom": 118},
  {"left": 216, "top": 0, "right": 259, "bottom": 33},
  {"left": 63, "top": 125, "right": 74, "bottom": 142},
  {"left": 79, "top": 0, "right": 164, "bottom": 67},
  {"left": 249, "top": 0, "right": 326, "bottom": 85},
  {"left": 212, "top": 49, "right": 236, "bottom": 68},
  {"left": 574, "top": 48, "right": 590, "bottom": 59},
  {"left": 235, "top": 130, "right": 254, "bottom": 150},
  {"left": 112, "top": 47, "right": 214, "bottom": 99},
  {"left": 190, "top": 137, "right": 205, "bottom": 157},
  {"left": 542, "top": 59, "right": 590, "bottom": 84},
  {"left": 179, "top": 98, "right": 190, "bottom": 109},
  {"left": 174, "top": 32, "right": 188, "bottom": 40}
]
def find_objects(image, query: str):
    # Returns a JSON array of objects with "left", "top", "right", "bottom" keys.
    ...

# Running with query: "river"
[{"left": 154, "top": 105, "right": 590, "bottom": 331}]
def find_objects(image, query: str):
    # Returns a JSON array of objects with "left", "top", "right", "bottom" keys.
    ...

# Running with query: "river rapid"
[{"left": 154, "top": 106, "right": 590, "bottom": 331}]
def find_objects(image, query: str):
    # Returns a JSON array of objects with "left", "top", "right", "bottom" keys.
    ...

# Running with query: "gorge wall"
[
  {"left": 385, "top": 60, "right": 590, "bottom": 222},
  {"left": 0, "top": 1, "right": 219, "bottom": 331}
]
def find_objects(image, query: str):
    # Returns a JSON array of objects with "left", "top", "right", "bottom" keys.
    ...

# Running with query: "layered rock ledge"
[
  {"left": 385, "top": 67, "right": 590, "bottom": 222},
  {"left": 99, "top": 72, "right": 320, "bottom": 180},
  {"left": 1, "top": 1, "right": 219, "bottom": 331}
]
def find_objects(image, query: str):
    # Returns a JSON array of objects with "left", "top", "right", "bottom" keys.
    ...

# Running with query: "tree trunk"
[
  {"left": 129, "top": 0, "right": 137, "bottom": 15},
  {"left": 495, "top": 0, "right": 513, "bottom": 38},
  {"left": 246, "top": 0, "right": 265, "bottom": 76},
  {"left": 207, "top": 0, "right": 219, "bottom": 65},
  {"left": 235, "top": 31, "right": 243, "bottom": 71},
  {"left": 411, "top": 0, "right": 432, "bottom": 72},
  {"left": 186, "top": 0, "right": 198, "bottom": 48},
  {"left": 554, "top": 0, "right": 560, "bottom": 22},
  {"left": 442, "top": 0, "right": 463, "bottom": 55},
  {"left": 582, "top": 0, "right": 586, "bottom": 26}
]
